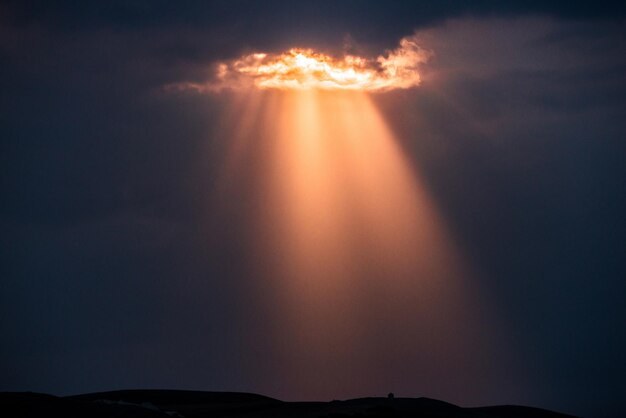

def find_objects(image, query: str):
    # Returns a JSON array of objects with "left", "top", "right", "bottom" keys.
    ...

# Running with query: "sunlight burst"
[{"left": 171, "top": 36, "right": 432, "bottom": 93}]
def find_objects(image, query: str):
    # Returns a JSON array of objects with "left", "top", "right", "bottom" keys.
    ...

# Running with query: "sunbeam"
[{"left": 217, "top": 88, "right": 492, "bottom": 399}]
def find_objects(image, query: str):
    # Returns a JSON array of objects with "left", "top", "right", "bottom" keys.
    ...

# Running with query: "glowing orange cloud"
[{"left": 171, "top": 36, "right": 432, "bottom": 92}]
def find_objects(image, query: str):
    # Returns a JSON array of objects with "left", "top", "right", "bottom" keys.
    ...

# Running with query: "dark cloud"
[
  {"left": 3, "top": 1, "right": 625, "bottom": 54},
  {"left": 374, "top": 18, "right": 626, "bottom": 416}
]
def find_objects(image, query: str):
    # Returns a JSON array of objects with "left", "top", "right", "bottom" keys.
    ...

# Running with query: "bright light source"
[
  {"left": 169, "top": 36, "right": 432, "bottom": 93},
  {"left": 224, "top": 40, "right": 430, "bottom": 91}
]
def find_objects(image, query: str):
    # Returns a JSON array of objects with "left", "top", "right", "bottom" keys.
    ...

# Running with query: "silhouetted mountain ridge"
[
  {"left": 70, "top": 389, "right": 278, "bottom": 404},
  {"left": 0, "top": 390, "right": 578, "bottom": 417}
]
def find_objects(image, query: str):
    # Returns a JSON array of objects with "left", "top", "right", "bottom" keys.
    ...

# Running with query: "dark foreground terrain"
[{"left": 1, "top": 390, "right": 577, "bottom": 418}]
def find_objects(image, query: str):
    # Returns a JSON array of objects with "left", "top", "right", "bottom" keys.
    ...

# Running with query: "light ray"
[{"left": 214, "top": 87, "right": 492, "bottom": 398}]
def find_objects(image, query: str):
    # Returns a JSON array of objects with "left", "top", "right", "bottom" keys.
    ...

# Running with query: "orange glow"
[
  {"left": 171, "top": 37, "right": 432, "bottom": 93},
  {"left": 214, "top": 88, "right": 491, "bottom": 398}
]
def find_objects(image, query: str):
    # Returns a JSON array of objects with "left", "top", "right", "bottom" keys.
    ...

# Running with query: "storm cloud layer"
[{"left": 1, "top": 2, "right": 625, "bottom": 418}]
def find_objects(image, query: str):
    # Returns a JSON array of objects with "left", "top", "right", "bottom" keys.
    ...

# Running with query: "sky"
[{"left": 1, "top": 1, "right": 626, "bottom": 417}]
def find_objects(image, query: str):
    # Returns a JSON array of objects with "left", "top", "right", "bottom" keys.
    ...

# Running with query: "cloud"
[{"left": 166, "top": 34, "right": 432, "bottom": 93}]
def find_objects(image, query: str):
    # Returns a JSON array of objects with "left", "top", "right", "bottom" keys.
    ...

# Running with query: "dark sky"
[{"left": 1, "top": 2, "right": 626, "bottom": 418}]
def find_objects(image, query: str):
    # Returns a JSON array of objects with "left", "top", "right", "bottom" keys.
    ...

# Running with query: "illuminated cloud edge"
[{"left": 168, "top": 34, "right": 432, "bottom": 93}]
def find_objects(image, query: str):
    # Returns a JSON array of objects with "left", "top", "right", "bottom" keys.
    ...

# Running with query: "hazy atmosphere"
[{"left": 1, "top": 2, "right": 625, "bottom": 418}]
